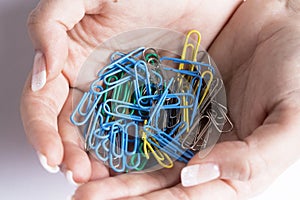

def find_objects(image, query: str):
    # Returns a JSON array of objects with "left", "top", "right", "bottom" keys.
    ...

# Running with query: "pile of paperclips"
[{"left": 71, "top": 30, "right": 233, "bottom": 172}]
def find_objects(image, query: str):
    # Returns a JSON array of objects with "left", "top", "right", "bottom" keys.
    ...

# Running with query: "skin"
[{"left": 21, "top": 0, "right": 300, "bottom": 199}]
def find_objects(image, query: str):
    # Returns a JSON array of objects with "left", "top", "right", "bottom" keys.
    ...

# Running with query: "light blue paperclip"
[
  {"left": 110, "top": 122, "right": 125, "bottom": 158},
  {"left": 147, "top": 78, "right": 174, "bottom": 125},
  {"left": 110, "top": 48, "right": 143, "bottom": 64},
  {"left": 94, "top": 139, "right": 109, "bottom": 162},
  {"left": 109, "top": 154, "right": 126, "bottom": 173},
  {"left": 70, "top": 91, "right": 103, "bottom": 126},
  {"left": 160, "top": 56, "right": 215, "bottom": 74},
  {"left": 163, "top": 67, "right": 201, "bottom": 77},
  {"left": 103, "top": 99, "right": 147, "bottom": 122},
  {"left": 133, "top": 60, "right": 152, "bottom": 100},
  {"left": 124, "top": 122, "right": 139, "bottom": 156},
  {"left": 99, "top": 47, "right": 145, "bottom": 76}
]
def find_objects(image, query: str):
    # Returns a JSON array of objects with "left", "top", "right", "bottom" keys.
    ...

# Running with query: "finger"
[
  {"left": 72, "top": 163, "right": 184, "bottom": 200},
  {"left": 20, "top": 73, "right": 69, "bottom": 172},
  {"left": 58, "top": 88, "right": 110, "bottom": 185},
  {"left": 58, "top": 89, "right": 91, "bottom": 185},
  {"left": 121, "top": 180, "right": 237, "bottom": 200},
  {"left": 181, "top": 102, "right": 300, "bottom": 187},
  {"left": 27, "top": 0, "right": 103, "bottom": 88}
]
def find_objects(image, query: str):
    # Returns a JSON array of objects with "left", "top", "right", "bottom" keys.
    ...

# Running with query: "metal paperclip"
[
  {"left": 181, "top": 114, "right": 211, "bottom": 151},
  {"left": 207, "top": 100, "right": 233, "bottom": 133},
  {"left": 199, "top": 78, "right": 223, "bottom": 113}
]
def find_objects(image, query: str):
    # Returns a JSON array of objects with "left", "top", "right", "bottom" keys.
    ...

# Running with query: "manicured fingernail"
[
  {"left": 66, "top": 170, "right": 81, "bottom": 187},
  {"left": 31, "top": 51, "right": 46, "bottom": 92},
  {"left": 181, "top": 163, "right": 220, "bottom": 187},
  {"left": 37, "top": 152, "right": 60, "bottom": 174}
]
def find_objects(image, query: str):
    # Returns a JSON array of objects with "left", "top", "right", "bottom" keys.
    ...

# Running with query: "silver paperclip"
[{"left": 207, "top": 100, "right": 233, "bottom": 133}]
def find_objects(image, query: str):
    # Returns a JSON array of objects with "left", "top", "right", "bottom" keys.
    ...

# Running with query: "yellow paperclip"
[
  {"left": 179, "top": 30, "right": 202, "bottom": 131},
  {"left": 142, "top": 120, "right": 174, "bottom": 168},
  {"left": 198, "top": 70, "right": 213, "bottom": 107},
  {"left": 179, "top": 30, "right": 202, "bottom": 71}
]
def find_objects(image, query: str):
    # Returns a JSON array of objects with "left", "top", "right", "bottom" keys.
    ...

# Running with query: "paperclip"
[
  {"left": 95, "top": 138, "right": 109, "bottom": 162},
  {"left": 160, "top": 57, "right": 216, "bottom": 74},
  {"left": 147, "top": 78, "right": 173, "bottom": 125},
  {"left": 70, "top": 91, "right": 103, "bottom": 126},
  {"left": 207, "top": 101, "right": 233, "bottom": 133},
  {"left": 98, "top": 47, "right": 145, "bottom": 75},
  {"left": 124, "top": 122, "right": 139, "bottom": 156},
  {"left": 144, "top": 124, "right": 194, "bottom": 163},
  {"left": 189, "top": 75, "right": 204, "bottom": 126},
  {"left": 103, "top": 99, "right": 147, "bottom": 122},
  {"left": 181, "top": 114, "right": 211, "bottom": 150},
  {"left": 109, "top": 153, "right": 126, "bottom": 173},
  {"left": 199, "top": 78, "right": 223, "bottom": 113},
  {"left": 135, "top": 60, "right": 152, "bottom": 95},
  {"left": 109, "top": 122, "right": 125, "bottom": 159},
  {"left": 198, "top": 70, "right": 214, "bottom": 106},
  {"left": 91, "top": 75, "right": 131, "bottom": 96},
  {"left": 163, "top": 67, "right": 201, "bottom": 77},
  {"left": 180, "top": 30, "right": 201, "bottom": 69},
  {"left": 143, "top": 48, "right": 160, "bottom": 66},
  {"left": 129, "top": 143, "right": 148, "bottom": 171},
  {"left": 142, "top": 120, "right": 174, "bottom": 168}
]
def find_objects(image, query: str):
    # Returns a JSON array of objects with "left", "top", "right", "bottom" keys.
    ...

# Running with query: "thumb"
[
  {"left": 180, "top": 107, "right": 300, "bottom": 187},
  {"left": 27, "top": 0, "right": 101, "bottom": 91}
]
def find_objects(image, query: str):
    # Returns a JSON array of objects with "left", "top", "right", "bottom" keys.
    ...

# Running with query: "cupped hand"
[
  {"left": 70, "top": 0, "right": 300, "bottom": 199},
  {"left": 20, "top": 0, "right": 242, "bottom": 185}
]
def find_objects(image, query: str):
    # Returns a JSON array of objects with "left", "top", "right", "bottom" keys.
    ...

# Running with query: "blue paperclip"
[
  {"left": 160, "top": 56, "right": 215, "bottom": 74},
  {"left": 109, "top": 153, "right": 126, "bottom": 173},
  {"left": 94, "top": 139, "right": 109, "bottom": 162},
  {"left": 103, "top": 99, "right": 148, "bottom": 122},
  {"left": 124, "top": 122, "right": 139, "bottom": 156},
  {"left": 147, "top": 78, "right": 174, "bottom": 125},
  {"left": 70, "top": 91, "right": 103, "bottom": 126},
  {"left": 163, "top": 67, "right": 201, "bottom": 78},
  {"left": 144, "top": 124, "right": 194, "bottom": 163},
  {"left": 100, "top": 47, "right": 145, "bottom": 76},
  {"left": 110, "top": 122, "right": 125, "bottom": 158}
]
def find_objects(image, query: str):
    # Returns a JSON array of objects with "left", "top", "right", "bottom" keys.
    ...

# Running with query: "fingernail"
[
  {"left": 37, "top": 152, "right": 60, "bottom": 174},
  {"left": 31, "top": 51, "right": 46, "bottom": 92},
  {"left": 65, "top": 170, "right": 81, "bottom": 187},
  {"left": 181, "top": 163, "right": 220, "bottom": 187}
]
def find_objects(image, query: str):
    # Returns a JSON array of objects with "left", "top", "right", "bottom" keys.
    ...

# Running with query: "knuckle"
[{"left": 237, "top": 159, "right": 252, "bottom": 181}]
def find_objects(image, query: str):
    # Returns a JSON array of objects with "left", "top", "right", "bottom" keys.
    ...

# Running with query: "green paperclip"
[{"left": 130, "top": 142, "right": 148, "bottom": 171}]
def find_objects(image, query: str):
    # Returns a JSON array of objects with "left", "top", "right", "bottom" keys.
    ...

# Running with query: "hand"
[
  {"left": 71, "top": 0, "right": 300, "bottom": 199},
  {"left": 20, "top": 0, "right": 242, "bottom": 185}
]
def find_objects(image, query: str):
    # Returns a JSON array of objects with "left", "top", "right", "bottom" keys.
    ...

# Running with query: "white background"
[{"left": 0, "top": 0, "right": 299, "bottom": 199}]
